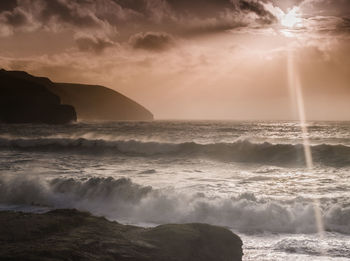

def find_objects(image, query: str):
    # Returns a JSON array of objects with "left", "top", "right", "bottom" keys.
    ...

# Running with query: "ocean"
[{"left": 0, "top": 120, "right": 349, "bottom": 260}]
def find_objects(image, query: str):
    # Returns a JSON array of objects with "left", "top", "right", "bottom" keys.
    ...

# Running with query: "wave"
[
  {"left": 0, "top": 137, "right": 350, "bottom": 166},
  {"left": 273, "top": 238, "right": 350, "bottom": 258},
  {"left": 0, "top": 175, "right": 349, "bottom": 235}
]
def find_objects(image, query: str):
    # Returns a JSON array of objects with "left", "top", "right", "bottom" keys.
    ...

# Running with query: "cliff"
[
  {"left": 52, "top": 83, "right": 154, "bottom": 121},
  {"left": 1, "top": 69, "right": 153, "bottom": 122},
  {"left": 0, "top": 69, "right": 76, "bottom": 124},
  {"left": 0, "top": 209, "right": 243, "bottom": 261}
]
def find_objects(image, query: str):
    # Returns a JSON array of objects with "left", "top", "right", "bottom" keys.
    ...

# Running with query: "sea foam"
[{"left": 0, "top": 175, "right": 349, "bottom": 235}]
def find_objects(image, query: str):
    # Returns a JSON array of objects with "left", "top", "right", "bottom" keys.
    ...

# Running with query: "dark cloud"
[
  {"left": 181, "top": 22, "right": 243, "bottom": 37},
  {"left": 335, "top": 17, "right": 350, "bottom": 34},
  {"left": 296, "top": 0, "right": 350, "bottom": 36},
  {"left": 0, "top": 0, "right": 17, "bottom": 12},
  {"left": 0, "top": 0, "right": 279, "bottom": 39},
  {"left": 0, "top": 0, "right": 116, "bottom": 37},
  {"left": 3, "top": 8, "right": 28, "bottom": 27},
  {"left": 1, "top": 0, "right": 347, "bottom": 44},
  {"left": 39, "top": 0, "right": 102, "bottom": 29},
  {"left": 167, "top": 0, "right": 233, "bottom": 17},
  {"left": 238, "top": 0, "right": 277, "bottom": 24},
  {"left": 75, "top": 34, "right": 116, "bottom": 53},
  {"left": 301, "top": 0, "right": 350, "bottom": 17},
  {"left": 303, "top": 15, "right": 350, "bottom": 36},
  {"left": 114, "top": 0, "right": 148, "bottom": 14},
  {"left": 119, "top": 0, "right": 278, "bottom": 33},
  {"left": 130, "top": 32, "right": 175, "bottom": 51}
]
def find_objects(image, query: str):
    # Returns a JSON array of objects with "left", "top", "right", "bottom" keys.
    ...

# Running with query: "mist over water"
[{"left": 1, "top": 121, "right": 350, "bottom": 260}]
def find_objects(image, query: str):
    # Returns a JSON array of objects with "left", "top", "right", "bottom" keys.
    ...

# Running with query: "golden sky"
[{"left": 1, "top": 0, "right": 349, "bottom": 120}]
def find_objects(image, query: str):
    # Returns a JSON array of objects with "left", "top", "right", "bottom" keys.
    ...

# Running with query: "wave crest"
[
  {"left": 1, "top": 137, "right": 350, "bottom": 166},
  {"left": 0, "top": 176, "right": 349, "bottom": 235}
]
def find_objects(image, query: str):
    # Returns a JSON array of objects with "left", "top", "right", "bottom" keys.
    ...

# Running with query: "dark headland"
[
  {"left": 0, "top": 69, "right": 153, "bottom": 124},
  {"left": 0, "top": 69, "right": 76, "bottom": 124},
  {"left": 0, "top": 209, "right": 243, "bottom": 261}
]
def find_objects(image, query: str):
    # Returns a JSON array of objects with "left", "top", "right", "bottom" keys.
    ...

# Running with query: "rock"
[
  {"left": 0, "top": 69, "right": 77, "bottom": 124},
  {"left": 0, "top": 209, "right": 243, "bottom": 261},
  {"left": 2, "top": 69, "right": 154, "bottom": 121}
]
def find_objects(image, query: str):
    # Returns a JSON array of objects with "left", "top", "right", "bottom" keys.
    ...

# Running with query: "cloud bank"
[{"left": 0, "top": 0, "right": 349, "bottom": 120}]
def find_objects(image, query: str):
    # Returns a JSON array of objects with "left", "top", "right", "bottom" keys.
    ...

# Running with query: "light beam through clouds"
[
  {"left": 287, "top": 43, "right": 326, "bottom": 255},
  {"left": 0, "top": 0, "right": 349, "bottom": 120}
]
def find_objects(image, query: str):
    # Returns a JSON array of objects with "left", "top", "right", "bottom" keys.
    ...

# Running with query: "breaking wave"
[
  {"left": 0, "top": 175, "right": 349, "bottom": 235},
  {"left": 0, "top": 137, "right": 349, "bottom": 166}
]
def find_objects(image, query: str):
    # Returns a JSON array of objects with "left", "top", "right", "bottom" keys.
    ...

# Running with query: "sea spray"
[{"left": 0, "top": 175, "right": 349, "bottom": 235}]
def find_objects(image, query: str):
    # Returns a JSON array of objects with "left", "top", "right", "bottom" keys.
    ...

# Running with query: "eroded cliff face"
[
  {"left": 0, "top": 209, "right": 243, "bottom": 261},
  {"left": 52, "top": 83, "right": 154, "bottom": 121},
  {"left": 1, "top": 69, "right": 153, "bottom": 122},
  {"left": 0, "top": 69, "right": 76, "bottom": 124}
]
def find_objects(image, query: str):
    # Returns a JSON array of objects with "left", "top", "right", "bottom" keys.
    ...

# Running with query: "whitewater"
[{"left": 1, "top": 121, "right": 350, "bottom": 260}]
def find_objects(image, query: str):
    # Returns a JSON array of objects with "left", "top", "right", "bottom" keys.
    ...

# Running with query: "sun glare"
[{"left": 281, "top": 7, "right": 303, "bottom": 28}]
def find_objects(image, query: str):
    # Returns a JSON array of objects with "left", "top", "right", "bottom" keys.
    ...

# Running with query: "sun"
[{"left": 281, "top": 7, "right": 303, "bottom": 28}]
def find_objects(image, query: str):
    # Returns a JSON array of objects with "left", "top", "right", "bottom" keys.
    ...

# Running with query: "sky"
[{"left": 0, "top": 0, "right": 349, "bottom": 120}]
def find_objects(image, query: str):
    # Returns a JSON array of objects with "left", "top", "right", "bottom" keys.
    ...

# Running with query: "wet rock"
[{"left": 0, "top": 209, "right": 242, "bottom": 261}]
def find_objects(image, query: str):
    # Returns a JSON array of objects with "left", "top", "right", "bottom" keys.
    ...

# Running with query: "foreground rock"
[
  {"left": 0, "top": 69, "right": 76, "bottom": 124},
  {"left": 2, "top": 69, "right": 154, "bottom": 122},
  {"left": 0, "top": 209, "right": 242, "bottom": 261}
]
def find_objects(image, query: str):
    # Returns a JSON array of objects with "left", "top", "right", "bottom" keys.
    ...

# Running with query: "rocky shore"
[{"left": 0, "top": 209, "right": 242, "bottom": 261}]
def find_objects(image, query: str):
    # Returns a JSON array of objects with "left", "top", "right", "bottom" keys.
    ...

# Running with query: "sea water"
[{"left": 0, "top": 121, "right": 349, "bottom": 260}]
